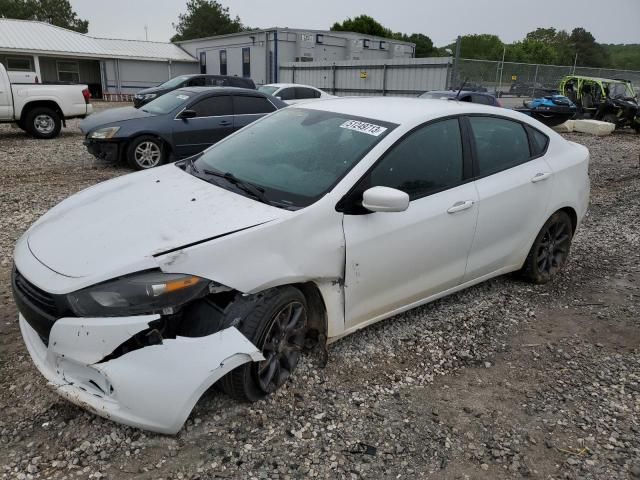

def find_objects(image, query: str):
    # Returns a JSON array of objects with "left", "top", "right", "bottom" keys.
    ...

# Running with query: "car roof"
[
  {"left": 263, "top": 83, "right": 318, "bottom": 89},
  {"left": 563, "top": 75, "right": 629, "bottom": 84},
  {"left": 297, "top": 97, "right": 515, "bottom": 126},
  {"left": 426, "top": 90, "right": 493, "bottom": 97},
  {"left": 176, "top": 86, "right": 263, "bottom": 95}
]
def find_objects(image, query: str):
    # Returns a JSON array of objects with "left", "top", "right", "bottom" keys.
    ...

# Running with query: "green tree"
[
  {"left": 330, "top": 14, "right": 393, "bottom": 38},
  {"left": 603, "top": 44, "right": 640, "bottom": 70},
  {"left": 458, "top": 34, "right": 505, "bottom": 60},
  {"left": 171, "top": 0, "right": 245, "bottom": 42},
  {"left": 394, "top": 33, "right": 436, "bottom": 57},
  {"left": 0, "top": 0, "right": 88, "bottom": 33},
  {"left": 569, "top": 27, "right": 610, "bottom": 67}
]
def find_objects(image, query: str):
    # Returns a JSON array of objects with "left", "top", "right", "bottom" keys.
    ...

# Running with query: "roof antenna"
[{"left": 455, "top": 78, "right": 468, "bottom": 100}]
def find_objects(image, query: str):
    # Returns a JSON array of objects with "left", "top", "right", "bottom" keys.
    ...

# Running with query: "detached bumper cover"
[
  {"left": 84, "top": 140, "right": 121, "bottom": 163},
  {"left": 19, "top": 314, "right": 263, "bottom": 434}
]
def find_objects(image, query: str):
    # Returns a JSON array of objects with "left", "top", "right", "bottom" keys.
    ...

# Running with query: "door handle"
[
  {"left": 447, "top": 200, "right": 475, "bottom": 214},
  {"left": 531, "top": 172, "right": 552, "bottom": 183},
  {"left": 219, "top": 120, "right": 231, "bottom": 126}
]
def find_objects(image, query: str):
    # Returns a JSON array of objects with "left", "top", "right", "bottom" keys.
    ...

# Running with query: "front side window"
[
  {"left": 469, "top": 116, "right": 530, "bottom": 176},
  {"left": 193, "top": 108, "right": 396, "bottom": 208},
  {"left": 233, "top": 96, "right": 276, "bottom": 115},
  {"left": 369, "top": 118, "right": 464, "bottom": 200},
  {"left": 187, "top": 77, "right": 206, "bottom": 87},
  {"left": 190, "top": 95, "right": 233, "bottom": 117},
  {"left": 276, "top": 88, "right": 295, "bottom": 101},
  {"left": 158, "top": 76, "right": 189, "bottom": 89},
  {"left": 295, "top": 87, "right": 319, "bottom": 99},
  {"left": 57, "top": 61, "right": 80, "bottom": 83}
]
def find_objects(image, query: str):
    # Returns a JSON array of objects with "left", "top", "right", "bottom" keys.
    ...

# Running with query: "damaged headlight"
[{"left": 67, "top": 271, "right": 209, "bottom": 317}]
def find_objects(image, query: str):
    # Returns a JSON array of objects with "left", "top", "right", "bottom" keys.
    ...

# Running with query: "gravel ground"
[{"left": 0, "top": 104, "right": 639, "bottom": 480}]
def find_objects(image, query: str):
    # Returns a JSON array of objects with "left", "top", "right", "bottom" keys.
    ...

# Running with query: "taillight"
[{"left": 82, "top": 88, "right": 91, "bottom": 104}]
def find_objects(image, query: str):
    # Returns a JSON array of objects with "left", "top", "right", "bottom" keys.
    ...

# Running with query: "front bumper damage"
[{"left": 19, "top": 314, "right": 263, "bottom": 434}]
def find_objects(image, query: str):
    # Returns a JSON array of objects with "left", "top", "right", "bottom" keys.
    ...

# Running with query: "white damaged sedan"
[{"left": 13, "top": 97, "right": 589, "bottom": 434}]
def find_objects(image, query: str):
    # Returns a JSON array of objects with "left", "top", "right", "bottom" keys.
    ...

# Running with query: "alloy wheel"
[
  {"left": 134, "top": 141, "right": 162, "bottom": 168},
  {"left": 536, "top": 220, "right": 571, "bottom": 275},
  {"left": 257, "top": 301, "right": 307, "bottom": 393}
]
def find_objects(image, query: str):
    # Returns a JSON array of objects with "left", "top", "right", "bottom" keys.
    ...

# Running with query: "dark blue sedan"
[{"left": 80, "top": 87, "right": 287, "bottom": 170}]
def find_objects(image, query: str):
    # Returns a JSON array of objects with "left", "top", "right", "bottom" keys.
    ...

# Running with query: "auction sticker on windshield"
[{"left": 340, "top": 120, "right": 387, "bottom": 136}]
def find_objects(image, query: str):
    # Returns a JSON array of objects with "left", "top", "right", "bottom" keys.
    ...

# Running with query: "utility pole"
[
  {"left": 497, "top": 46, "right": 506, "bottom": 96},
  {"left": 572, "top": 52, "right": 578, "bottom": 74},
  {"left": 144, "top": 25, "right": 148, "bottom": 41},
  {"left": 450, "top": 36, "right": 461, "bottom": 89}
]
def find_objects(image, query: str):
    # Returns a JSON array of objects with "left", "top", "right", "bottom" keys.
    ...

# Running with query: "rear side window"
[
  {"left": 206, "top": 77, "right": 227, "bottom": 86},
  {"left": 468, "top": 116, "right": 530, "bottom": 176},
  {"left": 471, "top": 94, "right": 492, "bottom": 105},
  {"left": 190, "top": 95, "right": 233, "bottom": 117},
  {"left": 528, "top": 127, "right": 549, "bottom": 157},
  {"left": 369, "top": 118, "right": 464, "bottom": 200},
  {"left": 296, "top": 87, "right": 320, "bottom": 99},
  {"left": 233, "top": 96, "right": 276, "bottom": 115}
]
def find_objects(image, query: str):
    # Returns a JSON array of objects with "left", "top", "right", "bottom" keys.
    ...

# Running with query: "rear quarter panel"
[{"left": 12, "top": 84, "right": 89, "bottom": 118}]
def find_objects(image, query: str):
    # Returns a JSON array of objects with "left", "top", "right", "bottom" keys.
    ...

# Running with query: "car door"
[
  {"left": 171, "top": 94, "right": 234, "bottom": 158},
  {"left": 232, "top": 95, "right": 277, "bottom": 131},
  {"left": 463, "top": 115, "right": 554, "bottom": 281},
  {"left": 342, "top": 118, "right": 479, "bottom": 329}
]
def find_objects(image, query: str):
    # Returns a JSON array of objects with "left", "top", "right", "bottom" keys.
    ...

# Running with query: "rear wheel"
[
  {"left": 221, "top": 287, "right": 308, "bottom": 402},
  {"left": 25, "top": 107, "right": 61, "bottom": 139},
  {"left": 126, "top": 135, "right": 166, "bottom": 170},
  {"left": 520, "top": 211, "right": 573, "bottom": 284}
]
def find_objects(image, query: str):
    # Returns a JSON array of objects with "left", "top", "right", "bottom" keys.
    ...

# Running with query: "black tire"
[
  {"left": 24, "top": 107, "right": 61, "bottom": 139},
  {"left": 520, "top": 211, "right": 573, "bottom": 284},
  {"left": 221, "top": 287, "right": 308, "bottom": 402},
  {"left": 126, "top": 135, "right": 166, "bottom": 170}
]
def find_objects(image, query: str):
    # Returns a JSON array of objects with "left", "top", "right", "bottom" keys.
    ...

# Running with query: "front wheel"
[
  {"left": 221, "top": 287, "right": 308, "bottom": 402},
  {"left": 520, "top": 211, "right": 573, "bottom": 284},
  {"left": 126, "top": 135, "right": 166, "bottom": 170},
  {"left": 25, "top": 107, "right": 62, "bottom": 139}
]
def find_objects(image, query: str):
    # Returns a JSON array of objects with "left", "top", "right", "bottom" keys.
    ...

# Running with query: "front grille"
[
  {"left": 11, "top": 267, "right": 71, "bottom": 344},
  {"left": 14, "top": 270, "right": 57, "bottom": 317}
]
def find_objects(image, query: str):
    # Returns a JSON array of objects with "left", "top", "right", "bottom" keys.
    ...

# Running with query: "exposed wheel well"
[
  {"left": 558, "top": 206, "right": 578, "bottom": 235},
  {"left": 291, "top": 282, "right": 328, "bottom": 347},
  {"left": 20, "top": 101, "right": 63, "bottom": 122}
]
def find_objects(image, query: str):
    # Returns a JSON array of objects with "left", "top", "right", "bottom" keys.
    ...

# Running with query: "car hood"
[
  {"left": 79, "top": 106, "right": 155, "bottom": 134},
  {"left": 26, "top": 165, "right": 288, "bottom": 279}
]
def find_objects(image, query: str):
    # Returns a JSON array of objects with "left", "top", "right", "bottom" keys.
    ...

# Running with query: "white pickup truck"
[{"left": 0, "top": 62, "right": 93, "bottom": 139}]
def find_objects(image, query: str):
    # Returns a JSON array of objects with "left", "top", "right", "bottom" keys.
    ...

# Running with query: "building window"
[
  {"left": 6, "top": 56, "right": 32, "bottom": 71},
  {"left": 363, "top": 39, "right": 370, "bottom": 49},
  {"left": 316, "top": 34, "right": 324, "bottom": 44},
  {"left": 242, "top": 47, "right": 250, "bottom": 78},
  {"left": 199, "top": 51, "right": 207, "bottom": 74},
  {"left": 57, "top": 61, "right": 80, "bottom": 83},
  {"left": 219, "top": 50, "right": 227, "bottom": 75}
]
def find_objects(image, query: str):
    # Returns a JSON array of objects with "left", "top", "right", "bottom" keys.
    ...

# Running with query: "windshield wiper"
[{"left": 203, "top": 169, "right": 271, "bottom": 205}]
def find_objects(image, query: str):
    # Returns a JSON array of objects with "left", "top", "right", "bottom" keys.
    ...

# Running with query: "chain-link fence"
[{"left": 454, "top": 58, "right": 640, "bottom": 100}]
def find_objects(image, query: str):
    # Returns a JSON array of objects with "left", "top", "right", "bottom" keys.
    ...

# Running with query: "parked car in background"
[
  {"left": 81, "top": 87, "right": 286, "bottom": 169},
  {"left": 419, "top": 90, "right": 502, "bottom": 107},
  {"left": 0, "top": 62, "right": 92, "bottom": 139},
  {"left": 133, "top": 74, "right": 257, "bottom": 108},
  {"left": 559, "top": 75, "right": 639, "bottom": 131},
  {"left": 258, "top": 83, "right": 334, "bottom": 104},
  {"left": 15, "top": 97, "right": 589, "bottom": 434}
]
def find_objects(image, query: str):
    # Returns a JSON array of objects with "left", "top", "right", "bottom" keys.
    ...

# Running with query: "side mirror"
[
  {"left": 362, "top": 186, "right": 409, "bottom": 213},
  {"left": 179, "top": 109, "right": 197, "bottom": 120}
]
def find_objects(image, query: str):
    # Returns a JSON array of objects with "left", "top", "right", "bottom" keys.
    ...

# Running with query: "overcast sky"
[{"left": 69, "top": 0, "right": 640, "bottom": 46}]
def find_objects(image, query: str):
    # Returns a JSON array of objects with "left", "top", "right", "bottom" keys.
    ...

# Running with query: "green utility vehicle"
[{"left": 559, "top": 75, "right": 639, "bottom": 131}]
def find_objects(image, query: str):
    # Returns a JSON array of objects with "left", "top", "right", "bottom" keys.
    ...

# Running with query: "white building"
[
  {"left": 176, "top": 28, "right": 416, "bottom": 85},
  {"left": 0, "top": 19, "right": 198, "bottom": 98}
]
